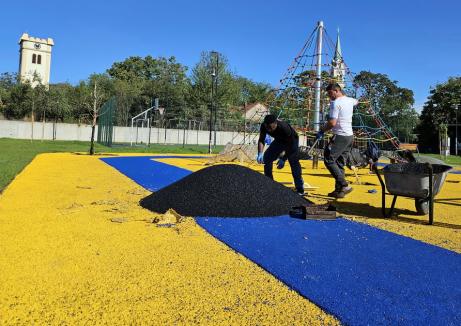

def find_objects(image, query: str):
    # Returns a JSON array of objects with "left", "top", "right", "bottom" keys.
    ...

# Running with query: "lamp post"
[
  {"left": 211, "top": 51, "right": 219, "bottom": 147},
  {"left": 455, "top": 104, "right": 459, "bottom": 156},
  {"left": 208, "top": 51, "right": 219, "bottom": 153},
  {"left": 208, "top": 55, "right": 215, "bottom": 154}
]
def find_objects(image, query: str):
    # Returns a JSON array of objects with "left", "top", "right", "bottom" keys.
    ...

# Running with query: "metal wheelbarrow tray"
[{"left": 374, "top": 162, "right": 452, "bottom": 224}]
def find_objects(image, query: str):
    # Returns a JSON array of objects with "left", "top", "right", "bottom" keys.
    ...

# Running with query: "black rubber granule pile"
[{"left": 140, "top": 164, "right": 311, "bottom": 217}]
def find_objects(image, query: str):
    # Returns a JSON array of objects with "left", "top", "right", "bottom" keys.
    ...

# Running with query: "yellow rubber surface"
[{"left": 0, "top": 153, "right": 339, "bottom": 325}]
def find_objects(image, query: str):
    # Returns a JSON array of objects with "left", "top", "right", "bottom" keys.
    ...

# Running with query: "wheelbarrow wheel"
[{"left": 415, "top": 198, "right": 429, "bottom": 215}]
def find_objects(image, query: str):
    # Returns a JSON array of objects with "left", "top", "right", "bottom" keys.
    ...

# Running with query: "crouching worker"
[{"left": 256, "top": 114, "right": 305, "bottom": 195}]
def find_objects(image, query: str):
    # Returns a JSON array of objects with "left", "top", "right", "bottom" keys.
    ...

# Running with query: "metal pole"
[
  {"left": 130, "top": 117, "right": 134, "bottom": 146},
  {"left": 208, "top": 104, "right": 213, "bottom": 153},
  {"left": 313, "top": 21, "right": 323, "bottom": 132},
  {"left": 208, "top": 103, "right": 213, "bottom": 153},
  {"left": 455, "top": 104, "right": 459, "bottom": 156},
  {"left": 208, "top": 51, "right": 217, "bottom": 154},
  {"left": 243, "top": 102, "right": 246, "bottom": 144},
  {"left": 213, "top": 52, "right": 219, "bottom": 147}
]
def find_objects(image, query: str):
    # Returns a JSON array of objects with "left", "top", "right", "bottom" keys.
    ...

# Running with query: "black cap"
[{"left": 263, "top": 114, "right": 277, "bottom": 125}]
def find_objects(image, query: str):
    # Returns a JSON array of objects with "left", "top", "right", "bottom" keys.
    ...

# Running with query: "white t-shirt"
[{"left": 328, "top": 96, "right": 358, "bottom": 136}]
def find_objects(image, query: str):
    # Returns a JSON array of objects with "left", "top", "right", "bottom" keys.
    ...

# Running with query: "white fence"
[{"left": 0, "top": 119, "right": 269, "bottom": 146}]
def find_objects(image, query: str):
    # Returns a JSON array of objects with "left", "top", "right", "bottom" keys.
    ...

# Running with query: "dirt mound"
[{"left": 140, "top": 164, "right": 310, "bottom": 217}]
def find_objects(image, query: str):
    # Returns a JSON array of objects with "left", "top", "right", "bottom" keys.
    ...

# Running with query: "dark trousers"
[
  {"left": 263, "top": 138, "right": 304, "bottom": 190},
  {"left": 324, "top": 134, "right": 354, "bottom": 191}
]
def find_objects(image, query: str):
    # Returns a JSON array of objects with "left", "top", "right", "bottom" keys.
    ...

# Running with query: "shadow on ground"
[{"left": 310, "top": 199, "right": 461, "bottom": 230}]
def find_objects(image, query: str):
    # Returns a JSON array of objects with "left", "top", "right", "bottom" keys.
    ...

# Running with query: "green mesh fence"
[{"left": 97, "top": 97, "right": 116, "bottom": 147}]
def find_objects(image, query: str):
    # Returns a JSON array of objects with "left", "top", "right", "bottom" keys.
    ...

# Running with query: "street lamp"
[
  {"left": 211, "top": 51, "right": 219, "bottom": 147},
  {"left": 455, "top": 104, "right": 459, "bottom": 156},
  {"left": 208, "top": 51, "right": 219, "bottom": 153}
]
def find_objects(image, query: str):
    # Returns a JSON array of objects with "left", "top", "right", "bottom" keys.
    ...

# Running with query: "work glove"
[
  {"left": 276, "top": 158, "right": 286, "bottom": 169},
  {"left": 256, "top": 152, "right": 264, "bottom": 164},
  {"left": 316, "top": 130, "right": 324, "bottom": 140}
]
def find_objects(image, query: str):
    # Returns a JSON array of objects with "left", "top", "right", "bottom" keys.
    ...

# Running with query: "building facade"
[
  {"left": 244, "top": 102, "right": 269, "bottom": 122},
  {"left": 18, "top": 33, "right": 54, "bottom": 88}
]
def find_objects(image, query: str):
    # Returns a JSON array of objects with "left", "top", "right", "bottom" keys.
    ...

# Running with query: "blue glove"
[
  {"left": 316, "top": 130, "right": 324, "bottom": 140},
  {"left": 264, "top": 134, "right": 273, "bottom": 145},
  {"left": 276, "top": 158, "right": 286, "bottom": 169},
  {"left": 256, "top": 152, "right": 264, "bottom": 164}
]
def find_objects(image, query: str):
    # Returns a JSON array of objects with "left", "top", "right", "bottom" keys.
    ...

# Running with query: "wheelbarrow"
[{"left": 373, "top": 162, "right": 452, "bottom": 224}]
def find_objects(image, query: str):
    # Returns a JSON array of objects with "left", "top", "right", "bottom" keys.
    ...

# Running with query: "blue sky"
[{"left": 1, "top": 0, "right": 460, "bottom": 110}]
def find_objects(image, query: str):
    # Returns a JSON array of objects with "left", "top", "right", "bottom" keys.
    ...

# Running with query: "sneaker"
[
  {"left": 341, "top": 186, "right": 353, "bottom": 195},
  {"left": 335, "top": 186, "right": 353, "bottom": 198},
  {"left": 296, "top": 188, "right": 305, "bottom": 196},
  {"left": 327, "top": 190, "right": 339, "bottom": 197},
  {"left": 328, "top": 186, "right": 353, "bottom": 198}
]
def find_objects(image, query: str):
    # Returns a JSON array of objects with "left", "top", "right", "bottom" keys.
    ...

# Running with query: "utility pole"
[
  {"left": 212, "top": 51, "right": 219, "bottom": 147},
  {"left": 455, "top": 104, "right": 459, "bottom": 156},
  {"left": 243, "top": 102, "right": 247, "bottom": 144},
  {"left": 208, "top": 51, "right": 218, "bottom": 154},
  {"left": 313, "top": 21, "right": 324, "bottom": 132},
  {"left": 208, "top": 102, "right": 213, "bottom": 153}
]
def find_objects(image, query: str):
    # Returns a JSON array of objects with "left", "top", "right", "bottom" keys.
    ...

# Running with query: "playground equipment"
[
  {"left": 130, "top": 98, "right": 164, "bottom": 146},
  {"left": 213, "top": 21, "right": 405, "bottom": 169}
]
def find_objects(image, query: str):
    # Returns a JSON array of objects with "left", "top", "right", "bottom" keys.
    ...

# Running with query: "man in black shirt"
[{"left": 257, "top": 114, "right": 304, "bottom": 195}]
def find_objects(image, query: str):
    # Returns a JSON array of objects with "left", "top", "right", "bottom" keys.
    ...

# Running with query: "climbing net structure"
[{"left": 225, "top": 22, "right": 401, "bottom": 159}]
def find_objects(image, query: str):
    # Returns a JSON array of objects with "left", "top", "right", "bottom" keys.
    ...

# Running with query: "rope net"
[{"left": 213, "top": 23, "right": 401, "bottom": 162}]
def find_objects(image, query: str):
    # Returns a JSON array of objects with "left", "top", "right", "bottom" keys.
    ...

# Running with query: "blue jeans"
[{"left": 263, "top": 138, "right": 304, "bottom": 191}]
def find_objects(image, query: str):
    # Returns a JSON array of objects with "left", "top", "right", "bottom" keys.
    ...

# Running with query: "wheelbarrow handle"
[{"left": 307, "top": 138, "right": 321, "bottom": 156}]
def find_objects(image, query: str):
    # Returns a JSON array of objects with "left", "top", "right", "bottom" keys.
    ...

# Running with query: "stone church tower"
[
  {"left": 331, "top": 29, "right": 346, "bottom": 89},
  {"left": 18, "top": 33, "right": 54, "bottom": 88}
]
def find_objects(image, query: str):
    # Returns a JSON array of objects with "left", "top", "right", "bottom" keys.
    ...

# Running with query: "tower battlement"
[
  {"left": 18, "top": 33, "right": 54, "bottom": 87},
  {"left": 19, "top": 33, "right": 54, "bottom": 46}
]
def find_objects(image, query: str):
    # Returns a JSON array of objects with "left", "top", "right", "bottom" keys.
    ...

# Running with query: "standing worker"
[
  {"left": 256, "top": 114, "right": 305, "bottom": 195},
  {"left": 316, "top": 83, "right": 358, "bottom": 198}
]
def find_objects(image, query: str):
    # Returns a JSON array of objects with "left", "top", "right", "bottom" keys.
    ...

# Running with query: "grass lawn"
[
  {"left": 421, "top": 153, "right": 461, "bottom": 166},
  {"left": 0, "top": 138, "right": 222, "bottom": 191}
]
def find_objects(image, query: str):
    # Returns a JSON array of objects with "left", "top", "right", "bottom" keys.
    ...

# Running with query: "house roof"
[{"left": 244, "top": 102, "right": 267, "bottom": 112}]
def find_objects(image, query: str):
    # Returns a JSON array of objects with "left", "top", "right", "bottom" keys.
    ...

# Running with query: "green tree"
[
  {"left": 0, "top": 73, "right": 17, "bottom": 115},
  {"left": 87, "top": 74, "right": 113, "bottom": 154},
  {"left": 47, "top": 83, "right": 74, "bottom": 122},
  {"left": 415, "top": 77, "right": 461, "bottom": 152},
  {"left": 108, "top": 56, "right": 190, "bottom": 123},
  {"left": 4, "top": 82, "right": 33, "bottom": 119},
  {"left": 113, "top": 79, "right": 142, "bottom": 126},
  {"left": 189, "top": 52, "right": 270, "bottom": 125},
  {"left": 353, "top": 71, "right": 417, "bottom": 142},
  {"left": 189, "top": 51, "right": 236, "bottom": 121}
]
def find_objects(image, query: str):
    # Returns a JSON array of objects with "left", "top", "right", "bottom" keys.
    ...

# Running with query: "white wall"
[{"left": 0, "top": 119, "right": 272, "bottom": 146}]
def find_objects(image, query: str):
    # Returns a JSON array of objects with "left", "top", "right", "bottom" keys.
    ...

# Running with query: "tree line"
[
  {"left": 0, "top": 50, "right": 459, "bottom": 153},
  {"left": 0, "top": 52, "right": 271, "bottom": 127}
]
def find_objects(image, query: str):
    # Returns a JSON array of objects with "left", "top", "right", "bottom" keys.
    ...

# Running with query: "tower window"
[
  {"left": 37, "top": 55, "right": 42, "bottom": 65},
  {"left": 32, "top": 54, "right": 36, "bottom": 64}
]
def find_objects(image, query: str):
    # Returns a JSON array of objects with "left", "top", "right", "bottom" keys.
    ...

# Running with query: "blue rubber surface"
[
  {"left": 101, "top": 156, "right": 461, "bottom": 325},
  {"left": 100, "top": 156, "right": 197, "bottom": 191},
  {"left": 196, "top": 216, "right": 461, "bottom": 325}
]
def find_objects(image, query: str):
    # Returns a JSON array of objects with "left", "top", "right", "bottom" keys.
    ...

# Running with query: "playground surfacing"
[{"left": 0, "top": 153, "right": 460, "bottom": 325}]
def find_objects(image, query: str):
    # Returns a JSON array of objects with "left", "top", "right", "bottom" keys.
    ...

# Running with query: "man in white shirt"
[{"left": 316, "top": 83, "right": 358, "bottom": 198}]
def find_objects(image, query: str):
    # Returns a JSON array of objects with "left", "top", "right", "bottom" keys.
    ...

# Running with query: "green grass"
[
  {"left": 421, "top": 153, "right": 461, "bottom": 166},
  {"left": 0, "top": 138, "right": 222, "bottom": 192}
]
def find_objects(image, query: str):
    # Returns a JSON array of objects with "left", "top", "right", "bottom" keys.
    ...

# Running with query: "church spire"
[
  {"left": 331, "top": 28, "right": 346, "bottom": 88},
  {"left": 334, "top": 28, "right": 343, "bottom": 63}
]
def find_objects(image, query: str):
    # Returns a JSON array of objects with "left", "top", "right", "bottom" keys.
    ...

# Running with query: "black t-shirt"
[{"left": 258, "top": 119, "right": 298, "bottom": 145}]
